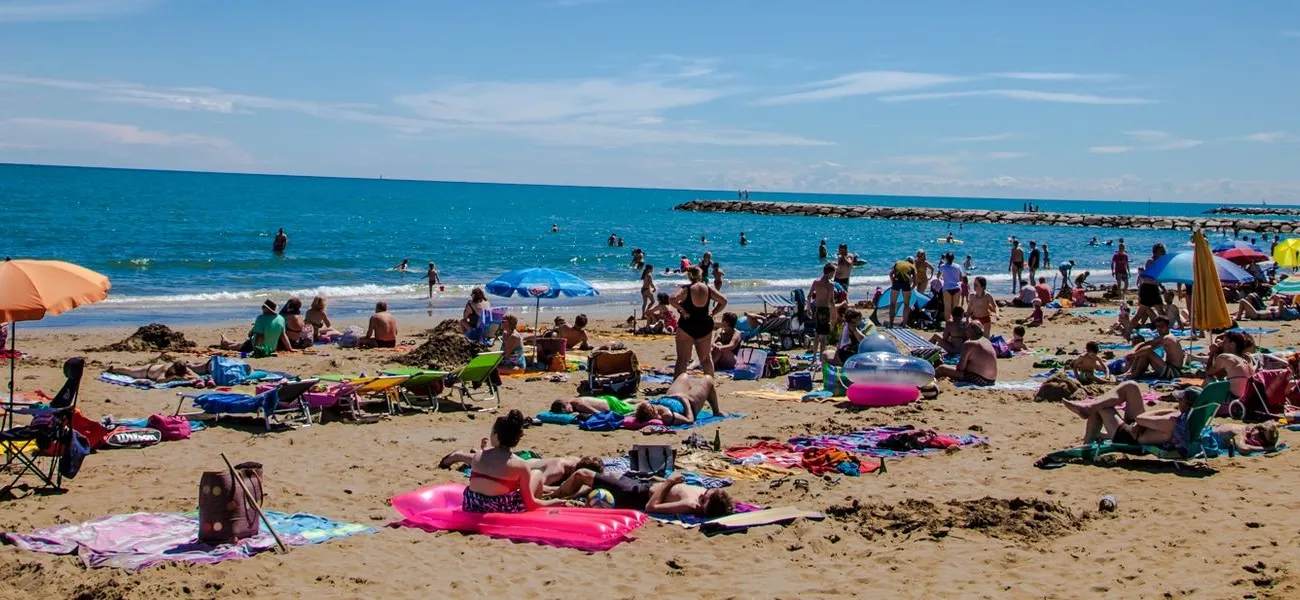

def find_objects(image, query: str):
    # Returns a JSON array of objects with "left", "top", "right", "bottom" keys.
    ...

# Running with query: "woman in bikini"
[
  {"left": 305, "top": 296, "right": 342, "bottom": 342},
  {"left": 499, "top": 314, "right": 526, "bottom": 370},
  {"left": 669, "top": 266, "right": 728, "bottom": 377},
  {"left": 966, "top": 276, "right": 997, "bottom": 337},
  {"left": 639, "top": 264, "right": 656, "bottom": 316},
  {"left": 278, "top": 297, "right": 312, "bottom": 350},
  {"left": 711, "top": 312, "right": 743, "bottom": 370},
  {"left": 462, "top": 287, "right": 491, "bottom": 335},
  {"left": 106, "top": 359, "right": 204, "bottom": 385},
  {"left": 462, "top": 410, "right": 574, "bottom": 513},
  {"left": 1206, "top": 331, "right": 1255, "bottom": 402}
]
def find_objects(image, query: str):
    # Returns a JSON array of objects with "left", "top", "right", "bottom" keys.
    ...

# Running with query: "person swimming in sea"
[
  {"left": 1088, "top": 236, "right": 1099, "bottom": 246},
  {"left": 818, "top": 239, "right": 828, "bottom": 260},
  {"left": 392, "top": 258, "right": 410, "bottom": 272},
  {"left": 272, "top": 228, "right": 287, "bottom": 253},
  {"left": 963, "top": 254, "right": 975, "bottom": 271},
  {"left": 700, "top": 235, "right": 707, "bottom": 244},
  {"left": 550, "top": 224, "right": 558, "bottom": 233},
  {"left": 739, "top": 232, "right": 748, "bottom": 246},
  {"left": 945, "top": 232, "right": 955, "bottom": 243}
]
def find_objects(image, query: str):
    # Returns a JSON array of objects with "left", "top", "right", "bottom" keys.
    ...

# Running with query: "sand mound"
[
  {"left": 1048, "top": 311, "right": 1093, "bottom": 326},
  {"left": 827, "top": 496, "right": 1092, "bottom": 543},
  {"left": 91, "top": 324, "right": 196, "bottom": 352},
  {"left": 395, "top": 324, "right": 486, "bottom": 370}
]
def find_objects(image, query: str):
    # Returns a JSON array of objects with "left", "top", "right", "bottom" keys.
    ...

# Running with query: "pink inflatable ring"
[{"left": 846, "top": 383, "right": 919, "bottom": 407}]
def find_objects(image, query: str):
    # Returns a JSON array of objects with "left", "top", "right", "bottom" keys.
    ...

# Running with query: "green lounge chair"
[
  {"left": 450, "top": 351, "right": 503, "bottom": 411},
  {"left": 383, "top": 367, "right": 449, "bottom": 412},
  {"left": 1038, "top": 380, "right": 1229, "bottom": 468}
]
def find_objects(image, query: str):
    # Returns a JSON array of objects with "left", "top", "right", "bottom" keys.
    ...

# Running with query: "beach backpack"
[
  {"left": 198, "top": 461, "right": 264, "bottom": 544},
  {"left": 337, "top": 326, "right": 364, "bottom": 348},
  {"left": 583, "top": 350, "right": 640, "bottom": 399}
]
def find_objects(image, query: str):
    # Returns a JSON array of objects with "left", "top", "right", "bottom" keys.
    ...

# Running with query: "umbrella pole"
[
  {"left": 4, "top": 322, "right": 14, "bottom": 461},
  {"left": 534, "top": 297, "right": 541, "bottom": 335}
]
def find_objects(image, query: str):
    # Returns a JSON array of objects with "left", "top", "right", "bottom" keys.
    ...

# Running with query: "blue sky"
[{"left": 1, "top": 0, "right": 1298, "bottom": 201}]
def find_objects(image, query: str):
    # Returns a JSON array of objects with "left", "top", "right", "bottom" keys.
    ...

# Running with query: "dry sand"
[{"left": 2, "top": 307, "right": 1299, "bottom": 600}]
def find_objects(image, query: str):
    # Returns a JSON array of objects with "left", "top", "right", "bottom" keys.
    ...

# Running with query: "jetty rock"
[{"left": 677, "top": 200, "right": 1300, "bottom": 235}]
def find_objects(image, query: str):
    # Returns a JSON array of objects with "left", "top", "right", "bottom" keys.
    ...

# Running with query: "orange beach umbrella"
[
  {"left": 2, "top": 257, "right": 110, "bottom": 429},
  {"left": 0, "top": 258, "right": 111, "bottom": 322}
]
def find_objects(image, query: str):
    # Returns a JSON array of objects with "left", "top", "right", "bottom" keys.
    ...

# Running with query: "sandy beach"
[{"left": 2, "top": 305, "right": 1299, "bottom": 600}]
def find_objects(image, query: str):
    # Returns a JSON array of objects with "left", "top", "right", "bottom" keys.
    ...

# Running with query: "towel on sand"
[
  {"left": 1, "top": 511, "right": 372, "bottom": 570},
  {"left": 98, "top": 372, "right": 197, "bottom": 390}
]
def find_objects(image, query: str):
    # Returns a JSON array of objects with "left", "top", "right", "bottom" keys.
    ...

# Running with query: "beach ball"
[
  {"left": 842, "top": 352, "right": 936, "bottom": 387},
  {"left": 857, "top": 332, "right": 900, "bottom": 354},
  {"left": 587, "top": 489, "right": 616, "bottom": 508}
]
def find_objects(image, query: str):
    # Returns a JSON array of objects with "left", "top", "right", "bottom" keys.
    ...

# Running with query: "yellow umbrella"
[
  {"left": 1191, "top": 230, "right": 1231, "bottom": 331},
  {"left": 1273, "top": 238, "right": 1300, "bottom": 268}
]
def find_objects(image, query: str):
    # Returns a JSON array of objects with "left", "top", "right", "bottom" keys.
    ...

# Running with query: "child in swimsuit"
[{"left": 463, "top": 410, "right": 573, "bottom": 513}]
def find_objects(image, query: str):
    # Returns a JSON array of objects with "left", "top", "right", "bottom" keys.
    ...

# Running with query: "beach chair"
[
  {"left": 759, "top": 292, "right": 795, "bottom": 314},
  {"left": 467, "top": 307, "right": 509, "bottom": 343},
  {"left": 445, "top": 351, "right": 504, "bottom": 411},
  {"left": 884, "top": 328, "right": 944, "bottom": 365},
  {"left": 176, "top": 378, "right": 320, "bottom": 430},
  {"left": 383, "top": 367, "right": 450, "bottom": 412},
  {"left": 1, "top": 358, "right": 84, "bottom": 494},
  {"left": 348, "top": 375, "right": 410, "bottom": 416},
  {"left": 1038, "top": 381, "right": 1229, "bottom": 467}
]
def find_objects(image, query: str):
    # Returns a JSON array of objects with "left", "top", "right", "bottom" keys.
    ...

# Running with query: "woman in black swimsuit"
[{"left": 669, "top": 266, "right": 728, "bottom": 377}]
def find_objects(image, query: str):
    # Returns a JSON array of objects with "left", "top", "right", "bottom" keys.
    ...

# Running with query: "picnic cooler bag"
[
  {"left": 627, "top": 444, "right": 675, "bottom": 476},
  {"left": 198, "top": 461, "right": 264, "bottom": 544},
  {"left": 582, "top": 350, "right": 640, "bottom": 399}
]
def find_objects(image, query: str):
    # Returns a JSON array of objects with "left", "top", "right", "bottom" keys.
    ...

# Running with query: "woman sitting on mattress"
[{"left": 463, "top": 409, "right": 574, "bottom": 514}]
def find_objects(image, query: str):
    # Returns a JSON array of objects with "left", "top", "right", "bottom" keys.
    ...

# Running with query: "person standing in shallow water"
[{"left": 272, "top": 228, "right": 287, "bottom": 253}]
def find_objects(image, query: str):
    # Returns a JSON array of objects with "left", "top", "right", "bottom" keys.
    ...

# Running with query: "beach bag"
[
  {"left": 198, "top": 461, "right": 264, "bottom": 544},
  {"left": 788, "top": 372, "right": 813, "bottom": 391},
  {"left": 337, "top": 326, "right": 364, "bottom": 348},
  {"left": 535, "top": 337, "right": 567, "bottom": 372},
  {"left": 627, "top": 444, "right": 675, "bottom": 477},
  {"left": 585, "top": 350, "right": 640, "bottom": 399},
  {"left": 103, "top": 427, "right": 162, "bottom": 449},
  {"left": 147, "top": 414, "right": 192, "bottom": 441},
  {"left": 988, "top": 335, "right": 1013, "bottom": 359},
  {"left": 59, "top": 430, "right": 89, "bottom": 480},
  {"left": 209, "top": 356, "right": 250, "bottom": 386},
  {"left": 733, "top": 347, "right": 768, "bottom": 381}
]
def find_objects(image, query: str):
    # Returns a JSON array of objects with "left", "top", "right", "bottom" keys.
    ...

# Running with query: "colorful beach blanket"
[
  {"left": 98, "top": 372, "right": 198, "bottom": 390},
  {"left": 673, "top": 411, "right": 743, "bottom": 430},
  {"left": 1, "top": 511, "right": 372, "bottom": 570},
  {"left": 955, "top": 379, "right": 1040, "bottom": 391},
  {"left": 788, "top": 426, "right": 987, "bottom": 459}
]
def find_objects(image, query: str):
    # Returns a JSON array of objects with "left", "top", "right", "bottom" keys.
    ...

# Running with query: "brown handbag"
[{"left": 197, "top": 461, "right": 264, "bottom": 544}]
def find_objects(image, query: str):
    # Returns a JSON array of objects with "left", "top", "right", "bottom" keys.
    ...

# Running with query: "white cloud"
[
  {"left": 1120, "top": 130, "right": 1202, "bottom": 150},
  {"left": 992, "top": 72, "right": 1118, "bottom": 81},
  {"left": 881, "top": 89, "right": 1156, "bottom": 105},
  {"left": 755, "top": 71, "right": 964, "bottom": 105},
  {"left": 0, "top": 0, "right": 157, "bottom": 23},
  {"left": 940, "top": 132, "right": 1018, "bottom": 143},
  {"left": 6, "top": 118, "right": 234, "bottom": 148},
  {"left": 1090, "top": 146, "right": 1133, "bottom": 154},
  {"left": 394, "top": 79, "right": 724, "bottom": 124},
  {"left": 0, "top": 71, "right": 828, "bottom": 148},
  {"left": 1238, "top": 131, "right": 1291, "bottom": 143}
]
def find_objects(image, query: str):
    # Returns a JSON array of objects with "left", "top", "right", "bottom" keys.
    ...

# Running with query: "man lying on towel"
[
  {"left": 550, "top": 470, "right": 734, "bottom": 518},
  {"left": 550, "top": 396, "right": 643, "bottom": 416},
  {"left": 934, "top": 322, "right": 998, "bottom": 386}
]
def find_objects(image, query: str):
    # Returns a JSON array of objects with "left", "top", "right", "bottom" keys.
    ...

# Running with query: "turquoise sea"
[{"left": 2, "top": 163, "right": 1264, "bottom": 328}]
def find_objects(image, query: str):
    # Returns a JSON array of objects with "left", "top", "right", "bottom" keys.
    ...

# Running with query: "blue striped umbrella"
[{"left": 1144, "top": 251, "right": 1253, "bottom": 285}]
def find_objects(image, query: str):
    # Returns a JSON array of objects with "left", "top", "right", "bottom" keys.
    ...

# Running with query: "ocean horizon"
[{"left": 3, "top": 162, "right": 1273, "bottom": 328}]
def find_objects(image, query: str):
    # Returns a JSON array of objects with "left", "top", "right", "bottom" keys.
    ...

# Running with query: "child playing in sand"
[
  {"left": 1019, "top": 299, "right": 1044, "bottom": 327},
  {"left": 1071, "top": 341, "right": 1112, "bottom": 384},
  {"left": 1106, "top": 302, "right": 1133, "bottom": 337},
  {"left": 1008, "top": 325, "right": 1029, "bottom": 352}
]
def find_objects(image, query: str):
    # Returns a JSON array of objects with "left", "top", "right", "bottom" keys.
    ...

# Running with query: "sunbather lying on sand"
[
  {"left": 1212, "top": 422, "right": 1280, "bottom": 454},
  {"left": 631, "top": 373, "right": 722, "bottom": 426},
  {"left": 106, "top": 359, "right": 208, "bottom": 385},
  {"left": 550, "top": 396, "right": 643, "bottom": 416},
  {"left": 549, "top": 470, "right": 734, "bottom": 517}
]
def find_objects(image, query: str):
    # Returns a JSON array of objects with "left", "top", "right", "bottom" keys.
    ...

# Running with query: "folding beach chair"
[
  {"left": 1, "top": 358, "right": 85, "bottom": 494},
  {"left": 884, "top": 328, "right": 944, "bottom": 365},
  {"left": 445, "top": 351, "right": 504, "bottom": 411},
  {"left": 176, "top": 378, "right": 320, "bottom": 430},
  {"left": 348, "top": 375, "right": 411, "bottom": 416},
  {"left": 759, "top": 292, "right": 795, "bottom": 314},
  {"left": 1038, "top": 381, "right": 1229, "bottom": 468},
  {"left": 383, "top": 367, "right": 449, "bottom": 412}
]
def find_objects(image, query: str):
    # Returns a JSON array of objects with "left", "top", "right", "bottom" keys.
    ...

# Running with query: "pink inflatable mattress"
[{"left": 391, "top": 483, "right": 646, "bottom": 551}]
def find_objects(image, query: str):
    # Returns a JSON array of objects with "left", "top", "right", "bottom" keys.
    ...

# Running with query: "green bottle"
[{"left": 712, "top": 429, "right": 722, "bottom": 452}]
